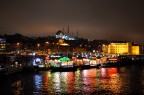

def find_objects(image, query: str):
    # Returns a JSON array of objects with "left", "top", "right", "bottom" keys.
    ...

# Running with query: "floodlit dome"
[
  {"left": 56, "top": 30, "right": 64, "bottom": 36},
  {"left": 55, "top": 30, "right": 64, "bottom": 38}
]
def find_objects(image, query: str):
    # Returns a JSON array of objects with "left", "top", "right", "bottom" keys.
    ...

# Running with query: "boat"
[
  {"left": 100, "top": 63, "right": 117, "bottom": 68},
  {"left": 89, "top": 56, "right": 102, "bottom": 68},
  {"left": 50, "top": 66, "right": 77, "bottom": 72},
  {"left": 100, "top": 57, "right": 119, "bottom": 68},
  {"left": 50, "top": 57, "right": 77, "bottom": 72},
  {"left": 0, "top": 54, "right": 24, "bottom": 75},
  {"left": 79, "top": 58, "right": 91, "bottom": 69},
  {"left": 79, "top": 64, "right": 91, "bottom": 69},
  {"left": 90, "top": 64, "right": 101, "bottom": 68},
  {"left": 3, "top": 64, "right": 23, "bottom": 75},
  {"left": 50, "top": 61, "right": 78, "bottom": 72}
]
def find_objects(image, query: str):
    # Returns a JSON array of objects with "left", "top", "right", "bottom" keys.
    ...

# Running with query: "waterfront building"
[
  {"left": 131, "top": 46, "right": 140, "bottom": 55},
  {"left": 0, "top": 38, "right": 6, "bottom": 51},
  {"left": 103, "top": 42, "right": 140, "bottom": 55}
]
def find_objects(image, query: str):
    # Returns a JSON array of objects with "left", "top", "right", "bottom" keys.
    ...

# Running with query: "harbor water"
[{"left": 0, "top": 64, "right": 144, "bottom": 95}]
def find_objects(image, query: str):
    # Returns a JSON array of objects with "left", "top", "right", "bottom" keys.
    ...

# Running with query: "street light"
[
  {"left": 45, "top": 41, "right": 49, "bottom": 53},
  {"left": 46, "top": 41, "right": 49, "bottom": 44},
  {"left": 37, "top": 43, "right": 40, "bottom": 50},
  {"left": 45, "top": 41, "right": 49, "bottom": 49},
  {"left": 17, "top": 43, "right": 20, "bottom": 49},
  {"left": 16, "top": 42, "right": 20, "bottom": 54}
]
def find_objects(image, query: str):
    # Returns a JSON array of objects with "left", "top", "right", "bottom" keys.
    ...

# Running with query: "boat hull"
[
  {"left": 3, "top": 65, "right": 23, "bottom": 75},
  {"left": 50, "top": 66, "right": 77, "bottom": 72},
  {"left": 100, "top": 62, "right": 118, "bottom": 68}
]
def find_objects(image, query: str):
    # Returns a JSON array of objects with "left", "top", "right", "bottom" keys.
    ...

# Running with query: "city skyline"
[{"left": 0, "top": 0, "right": 144, "bottom": 43}]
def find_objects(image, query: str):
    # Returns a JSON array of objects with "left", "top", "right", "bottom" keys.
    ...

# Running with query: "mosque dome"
[
  {"left": 56, "top": 30, "right": 64, "bottom": 35},
  {"left": 55, "top": 30, "right": 65, "bottom": 38}
]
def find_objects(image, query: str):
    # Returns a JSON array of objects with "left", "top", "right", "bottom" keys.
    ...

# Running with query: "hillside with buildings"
[{"left": 0, "top": 31, "right": 142, "bottom": 55}]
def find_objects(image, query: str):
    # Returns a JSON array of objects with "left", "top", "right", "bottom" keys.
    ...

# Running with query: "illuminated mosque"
[
  {"left": 55, "top": 30, "right": 76, "bottom": 40},
  {"left": 55, "top": 27, "right": 77, "bottom": 46}
]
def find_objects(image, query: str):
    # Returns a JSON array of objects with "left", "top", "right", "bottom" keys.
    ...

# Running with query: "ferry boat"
[
  {"left": 50, "top": 57, "right": 77, "bottom": 72},
  {"left": 0, "top": 54, "right": 23, "bottom": 75},
  {"left": 100, "top": 57, "right": 120, "bottom": 68},
  {"left": 89, "top": 56, "right": 102, "bottom": 68},
  {"left": 79, "top": 58, "right": 90, "bottom": 69},
  {"left": 50, "top": 65, "right": 77, "bottom": 72},
  {"left": 50, "top": 62, "right": 77, "bottom": 72},
  {"left": 3, "top": 63, "right": 23, "bottom": 75}
]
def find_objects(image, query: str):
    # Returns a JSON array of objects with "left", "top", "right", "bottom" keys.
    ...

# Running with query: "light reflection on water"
[
  {"left": 34, "top": 74, "right": 42, "bottom": 90},
  {"left": 0, "top": 65, "right": 144, "bottom": 94},
  {"left": 12, "top": 80, "right": 23, "bottom": 95},
  {"left": 33, "top": 68, "right": 120, "bottom": 94}
]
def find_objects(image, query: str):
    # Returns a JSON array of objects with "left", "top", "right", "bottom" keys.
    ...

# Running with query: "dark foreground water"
[{"left": 0, "top": 64, "right": 144, "bottom": 95}]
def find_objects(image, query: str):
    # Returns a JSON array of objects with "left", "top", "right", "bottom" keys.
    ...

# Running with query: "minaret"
[
  {"left": 68, "top": 26, "right": 69, "bottom": 35},
  {"left": 77, "top": 30, "right": 79, "bottom": 37},
  {"left": 62, "top": 28, "right": 64, "bottom": 33},
  {"left": 72, "top": 32, "right": 73, "bottom": 37}
]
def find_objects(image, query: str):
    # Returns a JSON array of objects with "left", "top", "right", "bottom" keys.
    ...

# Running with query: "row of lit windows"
[
  {"left": 110, "top": 49, "right": 128, "bottom": 53},
  {"left": 110, "top": 50, "right": 127, "bottom": 52},
  {"left": 111, "top": 43, "right": 128, "bottom": 45},
  {"left": 111, "top": 50, "right": 127, "bottom": 52},
  {"left": 110, "top": 47, "right": 138, "bottom": 49},
  {"left": 110, "top": 48, "right": 128, "bottom": 51},
  {"left": 110, "top": 46, "right": 128, "bottom": 48}
]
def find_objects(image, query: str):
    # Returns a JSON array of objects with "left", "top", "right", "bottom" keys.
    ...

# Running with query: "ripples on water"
[{"left": 0, "top": 64, "right": 144, "bottom": 95}]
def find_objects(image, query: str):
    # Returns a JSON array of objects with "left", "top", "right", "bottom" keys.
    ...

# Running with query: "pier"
[{"left": 1, "top": 54, "right": 144, "bottom": 76}]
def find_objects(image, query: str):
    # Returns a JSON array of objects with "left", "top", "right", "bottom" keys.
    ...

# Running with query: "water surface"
[{"left": 0, "top": 64, "right": 144, "bottom": 95}]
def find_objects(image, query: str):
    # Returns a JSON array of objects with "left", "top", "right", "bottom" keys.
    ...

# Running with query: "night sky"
[{"left": 0, "top": 0, "right": 144, "bottom": 43}]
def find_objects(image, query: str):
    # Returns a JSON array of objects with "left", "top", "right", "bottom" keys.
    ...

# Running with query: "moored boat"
[
  {"left": 50, "top": 56, "right": 77, "bottom": 72},
  {"left": 3, "top": 64, "right": 23, "bottom": 75},
  {"left": 50, "top": 66, "right": 77, "bottom": 72},
  {"left": 100, "top": 57, "right": 120, "bottom": 68}
]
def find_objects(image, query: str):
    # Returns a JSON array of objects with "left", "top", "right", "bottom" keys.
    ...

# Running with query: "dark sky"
[{"left": 0, "top": 0, "right": 144, "bottom": 43}]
